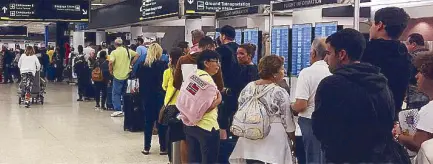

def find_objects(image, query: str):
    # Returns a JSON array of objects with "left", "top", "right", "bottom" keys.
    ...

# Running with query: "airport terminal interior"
[{"left": 1, "top": 0, "right": 433, "bottom": 163}]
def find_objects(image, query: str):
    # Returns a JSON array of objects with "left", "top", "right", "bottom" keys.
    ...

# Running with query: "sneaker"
[
  {"left": 141, "top": 149, "right": 150, "bottom": 155},
  {"left": 110, "top": 111, "right": 124, "bottom": 117},
  {"left": 77, "top": 98, "right": 83, "bottom": 101},
  {"left": 95, "top": 104, "right": 101, "bottom": 108},
  {"left": 25, "top": 101, "right": 30, "bottom": 108},
  {"left": 160, "top": 151, "right": 168, "bottom": 155}
]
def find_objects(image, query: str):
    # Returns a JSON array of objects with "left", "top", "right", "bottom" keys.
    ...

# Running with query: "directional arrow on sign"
[
  {"left": 187, "top": 0, "right": 194, "bottom": 5},
  {"left": 2, "top": 6, "right": 7, "bottom": 14},
  {"left": 82, "top": 9, "right": 87, "bottom": 15}
]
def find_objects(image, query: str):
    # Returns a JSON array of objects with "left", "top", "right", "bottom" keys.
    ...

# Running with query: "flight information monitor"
[
  {"left": 243, "top": 28, "right": 260, "bottom": 64},
  {"left": 291, "top": 24, "right": 312, "bottom": 76},
  {"left": 271, "top": 26, "right": 290, "bottom": 72},
  {"left": 235, "top": 29, "right": 242, "bottom": 45},
  {"left": 315, "top": 22, "right": 338, "bottom": 38}
]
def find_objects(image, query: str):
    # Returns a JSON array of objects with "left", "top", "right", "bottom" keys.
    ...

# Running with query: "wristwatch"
[{"left": 394, "top": 133, "right": 401, "bottom": 141}]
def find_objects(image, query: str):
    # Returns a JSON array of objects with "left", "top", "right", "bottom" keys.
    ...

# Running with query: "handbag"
[{"left": 158, "top": 90, "right": 180, "bottom": 125}]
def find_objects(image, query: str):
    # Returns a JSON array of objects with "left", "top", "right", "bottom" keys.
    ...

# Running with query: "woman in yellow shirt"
[
  {"left": 184, "top": 50, "right": 222, "bottom": 164},
  {"left": 162, "top": 47, "right": 188, "bottom": 163}
]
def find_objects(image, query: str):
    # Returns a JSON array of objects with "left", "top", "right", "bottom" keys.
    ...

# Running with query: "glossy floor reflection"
[{"left": 0, "top": 83, "right": 168, "bottom": 164}]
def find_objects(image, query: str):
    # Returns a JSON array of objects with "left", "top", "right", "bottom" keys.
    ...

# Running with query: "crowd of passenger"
[{"left": 2, "top": 6, "right": 433, "bottom": 164}]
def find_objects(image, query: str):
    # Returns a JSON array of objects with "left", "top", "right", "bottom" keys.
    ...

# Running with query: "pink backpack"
[{"left": 176, "top": 71, "right": 218, "bottom": 126}]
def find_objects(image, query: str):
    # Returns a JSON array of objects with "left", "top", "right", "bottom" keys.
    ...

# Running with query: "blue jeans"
[
  {"left": 112, "top": 78, "right": 127, "bottom": 111},
  {"left": 298, "top": 117, "right": 325, "bottom": 164}
]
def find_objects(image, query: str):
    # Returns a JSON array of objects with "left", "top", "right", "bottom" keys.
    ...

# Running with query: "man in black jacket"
[
  {"left": 2, "top": 47, "right": 14, "bottom": 83},
  {"left": 362, "top": 7, "right": 411, "bottom": 116},
  {"left": 313, "top": 28, "right": 410, "bottom": 163},
  {"left": 215, "top": 25, "right": 240, "bottom": 139}
]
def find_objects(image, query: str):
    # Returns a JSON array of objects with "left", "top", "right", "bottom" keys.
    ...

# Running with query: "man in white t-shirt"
[
  {"left": 394, "top": 51, "right": 433, "bottom": 152},
  {"left": 292, "top": 38, "right": 331, "bottom": 163}
]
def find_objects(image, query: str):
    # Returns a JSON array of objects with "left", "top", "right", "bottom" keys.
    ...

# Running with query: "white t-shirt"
[
  {"left": 294, "top": 60, "right": 332, "bottom": 119},
  {"left": 97, "top": 48, "right": 108, "bottom": 58},
  {"left": 417, "top": 101, "right": 433, "bottom": 134}
]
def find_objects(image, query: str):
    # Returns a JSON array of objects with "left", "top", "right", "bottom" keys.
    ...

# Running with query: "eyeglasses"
[{"left": 208, "top": 59, "right": 220, "bottom": 65}]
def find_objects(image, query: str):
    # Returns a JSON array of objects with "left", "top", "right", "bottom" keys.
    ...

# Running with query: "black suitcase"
[
  {"left": 106, "top": 85, "right": 113, "bottom": 109},
  {"left": 123, "top": 93, "right": 145, "bottom": 132}
]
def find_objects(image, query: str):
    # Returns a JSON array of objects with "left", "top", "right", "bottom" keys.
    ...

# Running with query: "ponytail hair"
[
  {"left": 168, "top": 47, "right": 183, "bottom": 75},
  {"left": 239, "top": 43, "right": 257, "bottom": 59}
]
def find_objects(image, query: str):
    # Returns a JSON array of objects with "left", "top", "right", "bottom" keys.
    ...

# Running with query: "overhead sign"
[
  {"left": 0, "top": 0, "right": 41, "bottom": 21},
  {"left": 185, "top": 0, "right": 270, "bottom": 15},
  {"left": 43, "top": 0, "right": 90, "bottom": 21},
  {"left": 139, "top": 0, "right": 178, "bottom": 21},
  {"left": 215, "top": 5, "right": 268, "bottom": 19},
  {"left": 0, "top": 26, "right": 28, "bottom": 36},
  {"left": 272, "top": 0, "right": 347, "bottom": 11},
  {"left": 0, "top": 0, "right": 89, "bottom": 22}
]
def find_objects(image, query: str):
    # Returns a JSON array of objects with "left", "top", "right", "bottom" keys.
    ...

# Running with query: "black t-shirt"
[
  {"left": 215, "top": 42, "right": 239, "bottom": 90},
  {"left": 238, "top": 64, "right": 259, "bottom": 92}
]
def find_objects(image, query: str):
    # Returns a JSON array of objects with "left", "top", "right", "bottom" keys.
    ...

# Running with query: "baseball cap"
[
  {"left": 115, "top": 38, "right": 123, "bottom": 45},
  {"left": 217, "top": 25, "right": 236, "bottom": 39}
]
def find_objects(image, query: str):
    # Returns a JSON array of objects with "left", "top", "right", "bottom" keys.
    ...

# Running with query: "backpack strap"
[{"left": 254, "top": 83, "right": 276, "bottom": 99}]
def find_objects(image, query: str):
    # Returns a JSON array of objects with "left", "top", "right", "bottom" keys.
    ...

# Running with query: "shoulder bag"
[{"left": 158, "top": 90, "right": 180, "bottom": 125}]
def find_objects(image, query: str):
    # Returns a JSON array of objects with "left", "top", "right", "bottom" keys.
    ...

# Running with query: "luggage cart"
[{"left": 18, "top": 71, "right": 46, "bottom": 106}]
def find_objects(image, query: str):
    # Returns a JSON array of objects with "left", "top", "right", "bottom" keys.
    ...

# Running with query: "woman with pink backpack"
[{"left": 176, "top": 50, "right": 222, "bottom": 163}]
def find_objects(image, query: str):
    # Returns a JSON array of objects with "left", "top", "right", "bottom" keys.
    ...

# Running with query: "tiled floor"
[{"left": 0, "top": 83, "right": 168, "bottom": 164}]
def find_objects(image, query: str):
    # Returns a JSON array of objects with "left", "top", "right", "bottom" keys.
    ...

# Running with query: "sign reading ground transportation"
[
  {"left": 139, "top": 0, "right": 178, "bottom": 21},
  {"left": 271, "top": 26, "right": 290, "bottom": 72},
  {"left": 272, "top": 0, "right": 352, "bottom": 11},
  {"left": 185, "top": 0, "right": 270, "bottom": 15},
  {"left": 291, "top": 24, "right": 312, "bottom": 76},
  {"left": 0, "top": 0, "right": 89, "bottom": 21}
]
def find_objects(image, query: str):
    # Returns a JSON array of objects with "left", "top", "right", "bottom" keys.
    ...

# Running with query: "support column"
[
  {"left": 44, "top": 26, "right": 49, "bottom": 48},
  {"left": 130, "top": 26, "right": 143, "bottom": 44},
  {"left": 185, "top": 18, "right": 203, "bottom": 47},
  {"left": 56, "top": 22, "right": 69, "bottom": 57},
  {"left": 354, "top": 0, "right": 360, "bottom": 30},
  {"left": 96, "top": 31, "right": 106, "bottom": 45},
  {"left": 73, "top": 31, "right": 85, "bottom": 52}
]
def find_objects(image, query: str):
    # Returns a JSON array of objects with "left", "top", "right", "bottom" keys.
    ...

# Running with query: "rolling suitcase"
[
  {"left": 123, "top": 92, "right": 145, "bottom": 132},
  {"left": 47, "top": 65, "right": 56, "bottom": 81},
  {"left": 85, "top": 84, "right": 95, "bottom": 99},
  {"left": 106, "top": 85, "right": 114, "bottom": 109}
]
